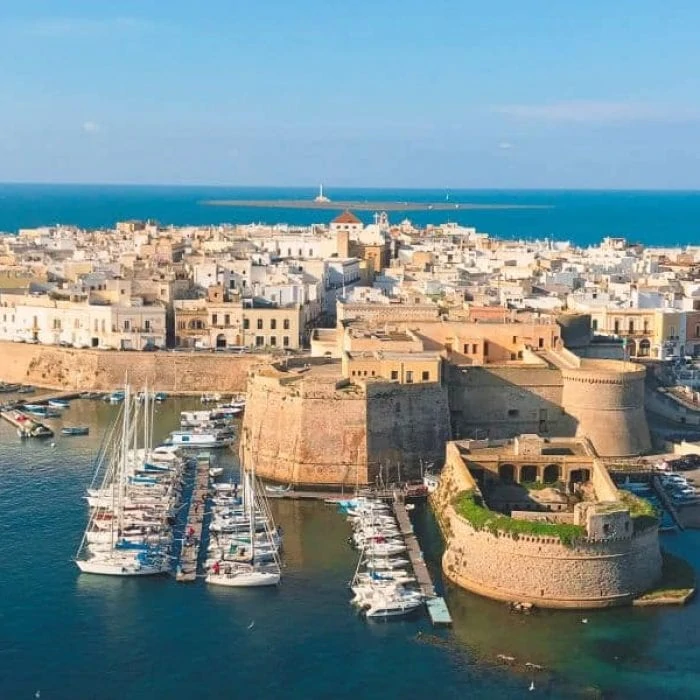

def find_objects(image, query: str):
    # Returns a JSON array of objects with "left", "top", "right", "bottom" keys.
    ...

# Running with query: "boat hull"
[
  {"left": 205, "top": 571, "right": 280, "bottom": 587},
  {"left": 76, "top": 559, "right": 168, "bottom": 576}
]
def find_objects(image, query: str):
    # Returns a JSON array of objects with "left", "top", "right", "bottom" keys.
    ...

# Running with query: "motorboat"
[{"left": 62, "top": 426, "right": 90, "bottom": 436}]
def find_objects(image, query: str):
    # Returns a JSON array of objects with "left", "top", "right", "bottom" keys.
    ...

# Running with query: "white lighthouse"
[{"left": 314, "top": 184, "right": 330, "bottom": 203}]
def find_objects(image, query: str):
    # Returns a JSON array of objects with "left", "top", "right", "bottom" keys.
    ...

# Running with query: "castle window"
[
  {"left": 270, "top": 319, "right": 277, "bottom": 330},
  {"left": 270, "top": 336, "right": 276, "bottom": 346},
  {"left": 283, "top": 319, "right": 290, "bottom": 330},
  {"left": 463, "top": 344, "right": 469, "bottom": 354},
  {"left": 406, "top": 371, "right": 414, "bottom": 383},
  {"left": 695, "top": 324, "right": 700, "bottom": 338},
  {"left": 212, "top": 314, "right": 218, "bottom": 326},
  {"left": 472, "top": 344, "right": 477, "bottom": 354},
  {"left": 283, "top": 336, "right": 289, "bottom": 347},
  {"left": 224, "top": 314, "right": 230, "bottom": 326},
  {"left": 538, "top": 337, "right": 544, "bottom": 348},
  {"left": 592, "top": 319, "right": 598, "bottom": 331},
  {"left": 484, "top": 341, "right": 489, "bottom": 356},
  {"left": 512, "top": 336, "right": 517, "bottom": 344},
  {"left": 255, "top": 336, "right": 264, "bottom": 346},
  {"left": 391, "top": 370, "right": 399, "bottom": 381},
  {"left": 243, "top": 318, "right": 250, "bottom": 330},
  {"left": 257, "top": 319, "right": 263, "bottom": 330},
  {"left": 510, "top": 353, "right": 516, "bottom": 360},
  {"left": 422, "top": 371, "right": 430, "bottom": 381}
]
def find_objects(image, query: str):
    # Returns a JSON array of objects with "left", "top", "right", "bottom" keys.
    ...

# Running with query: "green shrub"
[{"left": 454, "top": 490, "right": 585, "bottom": 546}]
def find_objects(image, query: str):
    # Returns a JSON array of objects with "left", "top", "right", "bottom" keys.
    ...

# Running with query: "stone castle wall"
[
  {"left": 561, "top": 361, "right": 651, "bottom": 456},
  {"left": 0, "top": 341, "right": 265, "bottom": 393},
  {"left": 431, "top": 448, "right": 662, "bottom": 608},
  {"left": 241, "top": 370, "right": 450, "bottom": 487}
]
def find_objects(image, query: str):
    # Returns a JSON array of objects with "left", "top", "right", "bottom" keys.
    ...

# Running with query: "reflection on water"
[{"left": 0, "top": 398, "right": 699, "bottom": 698}]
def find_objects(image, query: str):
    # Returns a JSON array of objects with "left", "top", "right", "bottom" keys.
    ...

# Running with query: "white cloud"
[
  {"left": 82, "top": 121, "right": 101, "bottom": 134},
  {"left": 493, "top": 100, "right": 699, "bottom": 124},
  {"left": 497, "top": 141, "right": 514, "bottom": 150}
]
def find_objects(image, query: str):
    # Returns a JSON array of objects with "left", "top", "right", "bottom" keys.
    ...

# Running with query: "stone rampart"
[
  {"left": 0, "top": 341, "right": 267, "bottom": 392},
  {"left": 242, "top": 368, "right": 451, "bottom": 487},
  {"left": 431, "top": 447, "right": 662, "bottom": 608},
  {"left": 561, "top": 360, "right": 650, "bottom": 456}
]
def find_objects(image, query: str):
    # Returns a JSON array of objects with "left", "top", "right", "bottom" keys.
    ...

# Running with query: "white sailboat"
[
  {"left": 205, "top": 464, "right": 281, "bottom": 587},
  {"left": 75, "top": 385, "right": 175, "bottom": 577}
]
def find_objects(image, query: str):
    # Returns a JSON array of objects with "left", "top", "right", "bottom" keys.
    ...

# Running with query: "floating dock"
[
  {"left": 392, "top": 495, "right": 452, "bottom": 627},
  {"left": 0, "top": 409, "right": 54, "bottom": 437},
  {"left": 176, "top": 454, "right": 211, "bottom": 582}
]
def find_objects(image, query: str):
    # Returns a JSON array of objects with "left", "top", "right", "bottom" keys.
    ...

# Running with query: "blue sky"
[{"left": 1, "top": 0, "right": 699, "bottom": 188}]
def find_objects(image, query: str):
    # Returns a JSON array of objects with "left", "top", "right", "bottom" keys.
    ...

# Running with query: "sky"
[{"left": 1, "top": 0, "right": 700, "bottom": 188}]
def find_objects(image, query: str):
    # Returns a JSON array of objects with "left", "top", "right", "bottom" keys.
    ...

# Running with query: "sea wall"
[
  {"left": 0, "top": 341, "right": 267, "bottom": 392},
  {"left": 431, "top": 446, "right": 662, "bottom": 608}
]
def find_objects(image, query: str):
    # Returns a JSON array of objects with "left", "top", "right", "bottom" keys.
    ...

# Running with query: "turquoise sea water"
[
  {"left": 1, "top": 398, "right": 700, "bottom": 699},
  {"left": 1, "top": 184, "right": 700, "bottom": 246}
]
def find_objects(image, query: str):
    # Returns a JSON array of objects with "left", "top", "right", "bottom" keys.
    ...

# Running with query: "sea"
[
  {"left": 1, "top": 397, "right": 700, "bottom": 700},
  {"left": 1, "top": 187, "right": 700, "bottom": 699},
  {"left": 2, "top": 184, "right": 700, "bottom": 246}
]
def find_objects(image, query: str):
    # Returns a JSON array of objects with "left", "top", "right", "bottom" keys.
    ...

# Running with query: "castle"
[{"left": 241, "top": 306, "right": 651, "bottom": 488}]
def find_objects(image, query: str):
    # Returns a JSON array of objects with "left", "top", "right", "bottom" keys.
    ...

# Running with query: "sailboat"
[
  {"left": 75, "top": 385, "right": 176, "bottom": 576},
  {"left": 205, "top": 463, "right": 281, "bottom": 587}
]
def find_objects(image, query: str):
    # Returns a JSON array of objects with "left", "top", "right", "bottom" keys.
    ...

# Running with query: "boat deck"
[{"left": 176, "top": 456, "right": 210, "bottom": 582}]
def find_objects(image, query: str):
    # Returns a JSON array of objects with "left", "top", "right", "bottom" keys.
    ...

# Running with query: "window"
[
  {"left": 538, "top": 337, "right": 544, "bottom": 348},
  {"left": 643, "top": 320, "right": 649, "bottom": 333},
  {"left": 243, "top": 318, "right": 250, "bottom": 330},
  {"left": 628, "top": 320, "right": 634, "bottom": 333},
  {"left": 484, "top": 341, "right": 489, "bottom": 356},
  {"left": 212, "top": 314, "right": 218, "bottom": 326},
  {"left": 53, "top": 318, "right": 61, "bottom": 330},
  {"left": 508, "top": 409, "right": 519, "bottom": 417},
  {"left": 512, "top": 336, "right": 517, "bottom": 344},
  {"left": 472, "top": 344, "right": 477, "bottom": 354},
  {"left": 144, "top": 320, "right": 151, "bottom": 331},
  {"left": 406, "top": 371, "right": 414, "bottom": 384},
  {"left": 224, "top": 314, "right": 230, "bottom": 326},
  {"left": 592, "top": 319, "right": 598, "bottom": 331},
  {"left": 123, "top": 320, "right": 130, "bottom": 331},
  {"left": 422, "top": 371, "right": 430, "bottom": 381},
  {"left": 270, "top": 336, "right": 277, "bottom": 346},
  {"left": 255, "top": 336, "right": 264, "bottom": 346},
  {"left": 390, "top": 370, "right": 399, "bottom": 380},
  {"left": 270, "top": 319, "right": 277, "bottom": 330},
  {"left": 257, "top": 319, "right": 263, "bottom": 330},
  {"left": 463, "top": 344, "right": 469, "bottom": 354},
  {"left": 283, "top": 319, "right": 290, "bottom": 330},
  {"left": 510, "top": 353, "right": 516, "bottom": 360},
  {"left": 614, "top": 320, "right": 620, "bottom": 334},
  {"left": 282, "top": 336, "right": 289, "bottom": 347}
]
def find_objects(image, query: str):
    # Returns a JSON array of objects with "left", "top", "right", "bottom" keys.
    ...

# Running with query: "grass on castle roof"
[
  {"left": 619, "top": 491, "right": 659, "bottom": 531},
  {"left": 454, "top": 490, "right": 585, "bottom": 546}
]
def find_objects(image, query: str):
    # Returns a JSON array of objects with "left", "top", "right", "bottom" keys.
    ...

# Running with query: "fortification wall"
[
  {"left": 0, "top": 341, "right": 266, "bottom": 392},
  {"left": 431, "top": 447, "right": 662, "bottom": 608},
  {"left": 365, "top": 381, "right": 451, "bottom": 480},
  {"left": 241, "top": 373, "right": 370, "bottom": 487},
  {"left": 561, "top": 361, "right": 651, "bottom": 456},
  {"left": 447, "top": 365, "right": 573, "bottom": 438}
]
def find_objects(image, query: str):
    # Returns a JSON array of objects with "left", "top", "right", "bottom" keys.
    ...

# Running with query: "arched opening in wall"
[
  {"left": 570, "top": 468, "right": 590, "bottom": 485},
  {"left": 627, "top": 339, "right": 637, "bottom": 357},
  {"left": 520, "top": 464, "right": 538, "bottom": 483},
  {"left": 499, "top": 464, "right": 515, "bottom": 483},
  {"left": 543, "top": 464, "right": 560, "bottom": 484},
  {"left": 639, "top": 338, "right": 651, "bottom": 357},
  {"left": 216, "top": 333, "right": 226, "bottom": 349}
]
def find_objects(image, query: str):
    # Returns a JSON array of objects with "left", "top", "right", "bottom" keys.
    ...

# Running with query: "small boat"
[
  {"left": 154, "top": 392, "right": 168, "bottom": 402},
  {"left": 61, "top": 426, "right": 90, "bottom": 436},
  {"left": 265, "top": 484, "right": 292, "bottom": 495},
  {"left": 209, "top": 467, "right": 224, "bottom": 479},
  {"left": 48, "top": 399, "right": 70, "bottom": 409},
  {"left": 106, "top": 391, "right": 125, "bottom": 404},
  {"left": 17, "top": 386, "right": 35, "bottom": 395}
]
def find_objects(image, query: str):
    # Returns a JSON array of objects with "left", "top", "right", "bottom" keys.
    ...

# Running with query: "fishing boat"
[
  {"left": 201, "top": 392, "right": 221, "bottom": 403},
  {"left": 48, "top": 399, "right": 70, "bottom": 409},
  {"left": 61, "top": 426, "right": 90, "bottom": 436}
]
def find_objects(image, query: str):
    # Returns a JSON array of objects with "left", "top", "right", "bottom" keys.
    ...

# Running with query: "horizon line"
[{"left": 2, "top": 181, "right": 700, "bottom": 194}]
